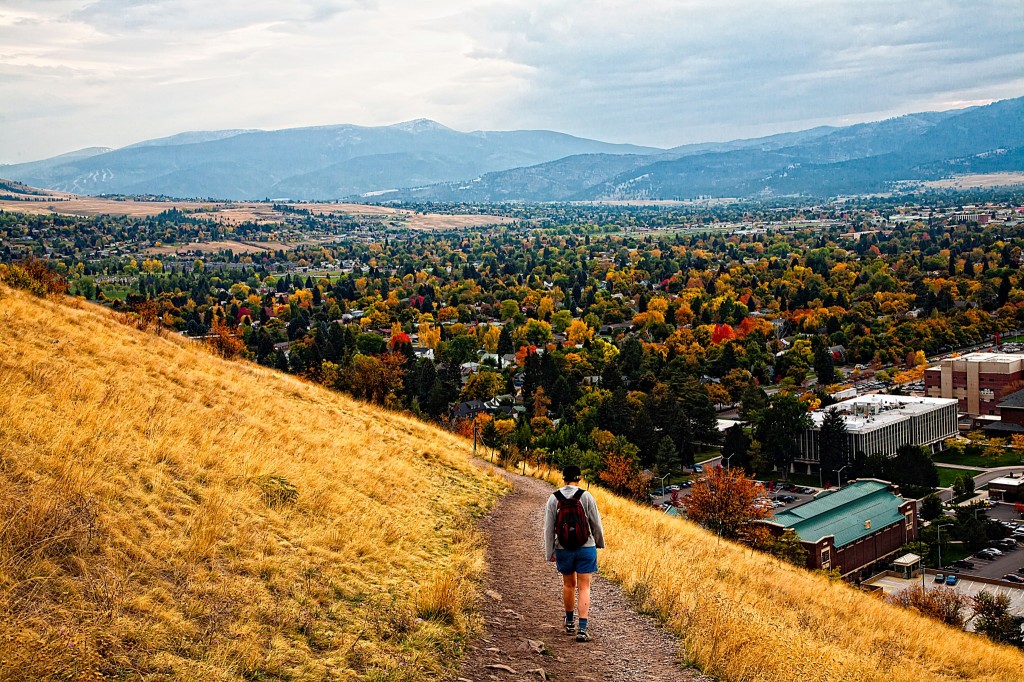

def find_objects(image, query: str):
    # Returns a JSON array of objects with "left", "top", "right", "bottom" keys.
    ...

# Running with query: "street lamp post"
[
  {"left": 835, "top": 465, "right": 849, "bottom": 489},
  {"left": 722, "top": 453, "right": 735, "bottom": 470},
  {"left": 936, "top": 522, "right": 953, "bottom": 570},
  {"left": 659, "top": 472, "right": 671, "bottom": 496}
]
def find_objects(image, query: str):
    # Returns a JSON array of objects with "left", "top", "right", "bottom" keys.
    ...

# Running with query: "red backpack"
[{"left": 554, "top": 488, "right": 590, "bottom": 550}]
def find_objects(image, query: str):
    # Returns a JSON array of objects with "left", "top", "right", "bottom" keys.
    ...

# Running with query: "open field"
[
  {"left": 295, "top": 202, "right": 514, "bottom": 230},
  {"left": 523, "top": 465, "right": 1024, "bottom": 682},
  {"left": 0, "top": 282, "right": 506, "bottom": 680},
  {"left": 934, "top": 448, "right": 1024, "bottom": 468},
  {"left": 938, "top": 466, "right": 984, "bottom": 488},
  {"left": 921, "top": 172, "right": 1024, "bottom": 190},
  {"left": 0, "top": 186, "right": 513, "bottom": 230},
  {"left": 145, "top": 239, "right": 293, "bottom": 255}
]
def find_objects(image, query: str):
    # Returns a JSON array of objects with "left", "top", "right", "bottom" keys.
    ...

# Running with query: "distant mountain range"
[{"left": 3, "top": 98, "right": 1023, "bottom": 201}]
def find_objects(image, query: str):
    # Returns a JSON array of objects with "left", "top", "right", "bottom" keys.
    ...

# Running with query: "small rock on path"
[{"left": 457, "top": 468, "right": 709, "bottom": 681}]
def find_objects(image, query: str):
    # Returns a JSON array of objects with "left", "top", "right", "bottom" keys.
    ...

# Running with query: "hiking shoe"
[
  {"left": 575, "top": 629, "right": 591, "bottom": 642},
  {"left": 564, "top": 619, "right": 576, "bottom": 634}
]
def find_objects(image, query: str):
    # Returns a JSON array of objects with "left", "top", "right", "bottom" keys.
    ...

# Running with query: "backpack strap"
[
  {"left": 572, "top": 488, "right": 585, "bottom": 501},
  {"left": 553, "top": 490, "right": 567, "bottom": 502}
]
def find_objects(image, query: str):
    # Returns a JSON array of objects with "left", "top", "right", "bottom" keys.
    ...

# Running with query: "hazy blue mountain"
[
  {"left": 4, "top": 98, "right": 1022, "bottom": 202},
  {"left": 392, "top": 153, "right": 673, "bottom": 202},
  {"left": 0, "top": 120, "right": 659, "bottom": 200},
  {"left": 122, "top": 130, "right": 256, "bottom": 149},
  {"left": 385, "top": 101, "right": 1020, "bottom": 202},
  {"left": 575, "top": 98, "right": 1024, "bottom": 200},
  {"left": 0, "top": 147, "right": 112, "bottom": 187}
]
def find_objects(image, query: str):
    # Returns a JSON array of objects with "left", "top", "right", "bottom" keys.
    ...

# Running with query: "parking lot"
[
  {"left": 867, "top": 573, "right": 1024, "bottom": 622},
  {"left": 650, "top": 477, "right": 821, "bottom": 513},
  {"left": 942, "top": 506, "right": 1024, "bottom": 582},
  {"left": 955, "top": 546, "right": 1024, "bottom": 582}
]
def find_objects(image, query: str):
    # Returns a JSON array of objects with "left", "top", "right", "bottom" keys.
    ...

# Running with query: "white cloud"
[{"left": 0, "top": 0, "right": 1021, "bottom": 162}]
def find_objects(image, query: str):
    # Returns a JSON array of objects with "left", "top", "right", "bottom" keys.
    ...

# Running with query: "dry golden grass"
[
  {"left": 144, "top": 240, "right": 293, "bottom": 255},
  {"left": 524, "top": 465, "right": 1024, "bottom": 682},
  {"left": 920, "top": 172, "right": 1024, "bottom": 189},
  {"left": 0, "top": 284, "right": 506, "bottom": 681},
  {"left": 0, "top": 189, "right": 512, "bottom": 230}
]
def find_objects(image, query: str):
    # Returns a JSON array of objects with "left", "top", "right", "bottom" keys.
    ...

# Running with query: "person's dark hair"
[{"left": 562, "top": 465, "right": 581, "bottom": 483}]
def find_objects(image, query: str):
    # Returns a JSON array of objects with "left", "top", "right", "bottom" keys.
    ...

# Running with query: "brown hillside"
[{"left": 0, "top": 284, "right": 505, "bottom": 680}]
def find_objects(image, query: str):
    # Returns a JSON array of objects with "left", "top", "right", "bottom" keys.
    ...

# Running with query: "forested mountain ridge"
[
  {"left": 3, "top": 97, "right": 1022, "bottom": 202},
  {"left": 400, "top": 98, "right": 1024, "bottom": 201},
  {"left": 0, "top": 121, "right": 658, "bottom": 200}
]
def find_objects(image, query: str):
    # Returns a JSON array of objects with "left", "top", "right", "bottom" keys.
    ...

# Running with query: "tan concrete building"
[
  {"left": 795, "top": 394, "right": 959, "bottom": 472},
  {"left": 924, "top": 352, "right": 1024, "bottom": 416}
]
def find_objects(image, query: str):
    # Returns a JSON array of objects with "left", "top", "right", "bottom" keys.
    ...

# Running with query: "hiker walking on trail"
[{"left": 543, "top": 465, "right": 604, "bottom": 642}]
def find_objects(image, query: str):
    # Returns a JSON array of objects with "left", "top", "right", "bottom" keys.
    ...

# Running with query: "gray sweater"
[{"left": 543, "top": 485, "right": 605, "bottom": 561}]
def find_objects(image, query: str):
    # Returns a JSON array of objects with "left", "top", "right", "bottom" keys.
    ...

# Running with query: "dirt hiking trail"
[{"left": 458, "top": 469, "right": 709, "bottom": 682}]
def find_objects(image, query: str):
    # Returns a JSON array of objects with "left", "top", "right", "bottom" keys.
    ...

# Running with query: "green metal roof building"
[{"left": 767, "top": 480, "right": 918, "bottom": 578}]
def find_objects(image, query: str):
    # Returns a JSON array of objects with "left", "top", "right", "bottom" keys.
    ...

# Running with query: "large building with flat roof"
[
  {"left": 924, "top": 352, "right": 1024, "bottom": 416},
  {"left": 795, "top": 394, "right": 958, "bottom": 473},
  {"left": 767, "top": 479, "right": 918, "bottom": 578}
]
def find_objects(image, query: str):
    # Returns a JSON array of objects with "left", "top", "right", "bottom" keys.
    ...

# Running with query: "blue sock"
[
  {"left": 565, "top": 611, "right": 574, "bottom": 623},
  {"left": 578, "top": 617, "right": 588, "bottom": 631}
]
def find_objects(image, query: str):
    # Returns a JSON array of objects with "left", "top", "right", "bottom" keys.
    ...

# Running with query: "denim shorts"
[{"left": 555, "top": 546, "right": 598, "bottom": 575}]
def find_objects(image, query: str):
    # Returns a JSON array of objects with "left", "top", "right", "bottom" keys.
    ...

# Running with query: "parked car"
[
  {"left": 799, "top": 487, "right": 815, "bottom": 494},
  {"left": 951, "top": 560, "right": 976, "bottom": 569},
  {"left": 693, "top": 464, "right": 704, "bottom": 474},
  {"left": 983, "top": 547, "right": 1005, "bottom": 556},
  {"left": 934, "top": 573, "right": 945, "bottom": 583},
  {"left": 667, "top": 484, "right": 680, "bottom": 492},
  {"left": 946, "top": 574, "right": 959, "bottom": 586},
  {"left": 1002, "top": 574, "right": 1024, "bottom": 584},
  {"left": 976, "top": 550, "right": 999, "bottom": 560}
]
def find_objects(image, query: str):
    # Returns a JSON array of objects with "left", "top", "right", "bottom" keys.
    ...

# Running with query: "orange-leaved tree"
[
  {"left": 206, "top": 320, "right": 246, "bottom": 359},
  {"left": 683, "top": 466, "right": 770, "bottom": 541},
  {"left": 591, "top": 428, "right": 648, "bottom": 500}
]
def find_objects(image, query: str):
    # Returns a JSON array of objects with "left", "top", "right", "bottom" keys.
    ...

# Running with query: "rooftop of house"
[
  {"left": 771, "top": 480, "right": 909, "bottom": 548},
  {"left": 998, "top": 387, "right": 1024, "bottom": 409}
]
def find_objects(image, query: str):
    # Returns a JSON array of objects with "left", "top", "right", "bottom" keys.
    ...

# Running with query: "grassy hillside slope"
[
  {"left": 521, "top": 466, "right": 1024, "bottom": 682},
  {"left": 0, "top": 284, "right": 505, "bottom": 681}
]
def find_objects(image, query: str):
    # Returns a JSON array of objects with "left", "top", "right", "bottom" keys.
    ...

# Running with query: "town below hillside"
[
  {"left": 6, "top": 186, "right": 1024, "bottom": 614},
  {"left": 4, "top": 185, "right": 1024, "bottom": 646}
]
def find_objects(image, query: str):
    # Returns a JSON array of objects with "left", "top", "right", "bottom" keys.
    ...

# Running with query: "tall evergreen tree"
[
  {"left": 753, "top": 392, "right": 813, "bottom": 480},
  {"left": 721, "top": 423, "right": 751, "bottom": 472},
  {"left": 817, "top": 407, "right": 849, "bottom": 487},
  {"left": 812, "top": 336, "right": 837, "bottom": 386}
]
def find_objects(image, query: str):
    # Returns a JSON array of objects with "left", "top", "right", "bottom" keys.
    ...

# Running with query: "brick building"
[
  {"left": 766, "top": 480, "right": 918, "bottom": 579},
  {"left": 925, "top": 352, "right": 1024, "bottom": 417}
]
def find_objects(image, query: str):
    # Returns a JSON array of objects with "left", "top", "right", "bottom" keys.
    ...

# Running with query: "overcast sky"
[{"left": 1, "top": 0, "right": 1022, "bottom": 163}]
